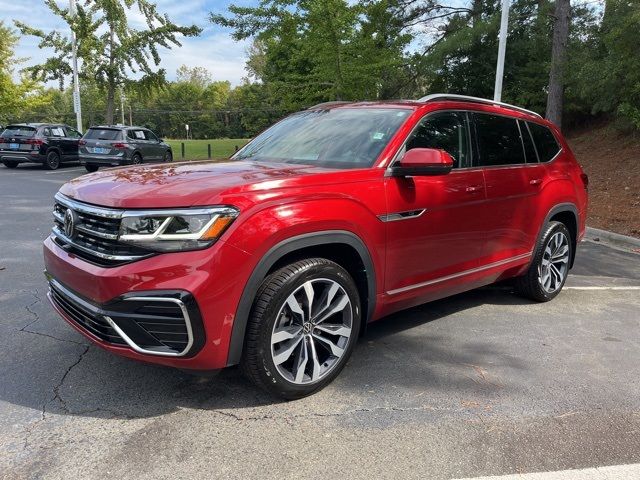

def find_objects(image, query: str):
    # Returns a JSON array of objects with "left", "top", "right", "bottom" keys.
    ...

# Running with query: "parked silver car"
[{"left": 79, "top": 125, "right": 173, "bottom": 172}]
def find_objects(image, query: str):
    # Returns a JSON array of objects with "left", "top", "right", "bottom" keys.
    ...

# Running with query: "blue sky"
[{"left": 3, "top": 0, "right": 258, "bottom": 86}]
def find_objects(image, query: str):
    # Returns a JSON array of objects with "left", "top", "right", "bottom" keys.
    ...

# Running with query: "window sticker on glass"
[
  {"left": 372, "top": 132, "right": 385, "bottom": 140},
  {"left": 52, "top": 127, "right": 65, "bottom": 137},
  {"left": 135, "top": 130, "right": 145, "bottom": 139}
]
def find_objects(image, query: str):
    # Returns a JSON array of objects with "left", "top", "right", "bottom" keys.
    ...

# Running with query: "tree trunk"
[
  {"left": 545, "top": 0, "right": 571, "bottom": 128},
  {"left": 105, "top": 25, "right": 116, "bottom": 124}
]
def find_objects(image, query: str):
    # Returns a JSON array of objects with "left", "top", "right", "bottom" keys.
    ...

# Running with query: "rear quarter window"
[{"left": 528, "top": 122, "right": 561, "bottom": 162}]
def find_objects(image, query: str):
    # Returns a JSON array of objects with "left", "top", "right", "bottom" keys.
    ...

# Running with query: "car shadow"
[{"left": 2, "top": 285, "right": 533, "bottom": 420}]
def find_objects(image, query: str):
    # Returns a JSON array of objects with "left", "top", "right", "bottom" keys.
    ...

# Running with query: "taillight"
[
  {"left": 26, "top": 138, "right": 44, "bottom": 146},
  {"left": 112, "top": 143, "right": 126, "bottom": 149},
  {"left": 79, "top": 139, "right": 86, "bottom": 146},
  {"left": 580, "top": 173, "right": 589, "bottom": 190}
]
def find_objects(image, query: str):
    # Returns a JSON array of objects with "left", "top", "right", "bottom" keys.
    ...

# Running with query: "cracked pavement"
[{"left": 1, "top": 165, "right": 640, "bottom": 480}]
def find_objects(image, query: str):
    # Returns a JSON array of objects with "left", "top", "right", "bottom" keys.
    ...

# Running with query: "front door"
[{"left": 384, "top": 111, "right": 488, "bottom": 304}]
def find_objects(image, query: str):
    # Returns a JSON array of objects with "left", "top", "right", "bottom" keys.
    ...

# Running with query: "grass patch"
[{"left": 166, "top": 138, "right": 250, "bottom": 161}]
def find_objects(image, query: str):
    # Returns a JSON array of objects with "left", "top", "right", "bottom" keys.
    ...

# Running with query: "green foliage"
[{"left": 16, "top": 0, "right": 201, "bottom": 123}]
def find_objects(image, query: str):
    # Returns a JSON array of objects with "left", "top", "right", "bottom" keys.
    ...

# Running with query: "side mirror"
[{"left": 390, "top": 148, "right": 454, "bottom": 177}]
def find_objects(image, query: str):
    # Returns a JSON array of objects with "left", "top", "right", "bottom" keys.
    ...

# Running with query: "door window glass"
[
  {"left": 65, "top": 127, "right": 82, "bottom": 138},
  {"left": 144, "top": 130, "right": 158, "bottom": 142},
  {"left": 50, "top": 127, "right": 65, "bottom": 137},
  {"left": 528, "top": 122, "right": 561, "bottom": 162},
  {"left": 473, "top": 113, "right": 525, "bottom": 166},
  {"left": 405, "top": 111, "right": 470, "bottom": 168}
]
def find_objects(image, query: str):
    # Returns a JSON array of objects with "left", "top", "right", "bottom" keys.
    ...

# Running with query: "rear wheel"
[
  {"left": 132, "top": 153, "right": 142, "bottom": 165},
  {"left": 515, "top": 221, "right": 572, "bottom": 302},
  {"left": 44, "top": 151, "right": 60, "bottom": 170},
  {"left": 242, "top": 258, "right": 361, "bottom": 399},
  {"left": 85, "top": 164, "right": 99, "bottom": 173},
  {"left": 3, "top": 161, "right": 18, "bottom": 169}
]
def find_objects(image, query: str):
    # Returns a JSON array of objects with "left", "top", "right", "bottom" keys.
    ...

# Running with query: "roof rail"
[
  {"left": 307, "top": 101, "right": 351, "bottom": 110},
  {"left": 418, "top": 94, "right": 542, "bottom": 118}
]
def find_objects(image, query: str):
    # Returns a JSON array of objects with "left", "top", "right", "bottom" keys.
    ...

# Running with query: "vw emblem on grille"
[{"left": 63, "top": 209, "right": 78, "bottom": 239}]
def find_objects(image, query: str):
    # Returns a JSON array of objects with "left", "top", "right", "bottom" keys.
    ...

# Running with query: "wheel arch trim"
[
  {"left": 537, "top": 203, "right": 579, "bottom": 268},
  {"left": 226, "top": 230, "right": 376, "bottom": 366}
]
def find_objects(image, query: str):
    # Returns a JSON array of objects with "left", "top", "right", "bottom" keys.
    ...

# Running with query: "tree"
[
  {"left": 545, "top": 0, "right": 571, "bottom": 127},
  {"left": 17, "top": 0, "right": 201, "bottom": 124},
  {"left": 0, "top": 21, "right": 51, "bottom": 125}
]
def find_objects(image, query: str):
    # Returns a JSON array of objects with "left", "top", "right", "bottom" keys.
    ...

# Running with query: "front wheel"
[
  {"left": 164, "top": 150, "right": 173, "bottom": 162},
  {"left": 44, "top": 151, "right": 60, "bottom": 170},
  {"left": 242, "top": 258, "right": 361, "bottom": 399},
  {"left": 85, "top": 164, "right": 99, "bottom": 173},
  {"left": 515, "top": 221, "right": 572, "bottom": 302}
]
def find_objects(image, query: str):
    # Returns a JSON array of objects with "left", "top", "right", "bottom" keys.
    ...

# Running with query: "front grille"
[
  {"left": 49, "top": 282, "right": 126, "bottom": 345},
  {"left": 52, "top": 193, "right": 152, "bottom": 267}
]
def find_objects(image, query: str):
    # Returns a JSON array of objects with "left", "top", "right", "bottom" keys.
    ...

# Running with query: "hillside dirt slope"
[{"left": 566, "top": 124, "right": 640, "bottom": 239}]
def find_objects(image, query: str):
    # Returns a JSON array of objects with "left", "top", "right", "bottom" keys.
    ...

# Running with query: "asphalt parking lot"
[{"left": 1, "top": 164, "right": 639, "bottom": 480}]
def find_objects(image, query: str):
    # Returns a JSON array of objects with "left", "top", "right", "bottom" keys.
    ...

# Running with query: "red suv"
[{"left": 44, "top": 95, "right": 588, "bottom": 398}]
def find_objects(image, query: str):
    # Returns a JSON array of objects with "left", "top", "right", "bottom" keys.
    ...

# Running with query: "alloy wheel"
[
  {"left": 270, "top": 278, "right": 353, "bottom": 385},
  {"left": 538, "top": 231, "right": 570, "bottom": 293}
]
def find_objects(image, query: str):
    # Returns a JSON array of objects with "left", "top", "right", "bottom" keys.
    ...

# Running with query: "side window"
[
  {"left": 528, "top": 122, "right": 560, "bottom": 162},
  {"left": 43, "top": 128, "right": 52, "bottom": 137},
  {"left": 518, "top": 120, "right": 538, "bottom": 163},
  {"left": 144, "top": 130, "right": 158, "bottom": 142},
  {"left": 405, "top": 111, "right": 470, "bottom": 168},
  {"left": 65, "top": 127, "right": 82, "bottom": 139},
  {"left": 473, "top": 113, "right": 525, "bottom": 166},
  {"left": 50, "top": 127, "right": 65, "bottom": 137}
]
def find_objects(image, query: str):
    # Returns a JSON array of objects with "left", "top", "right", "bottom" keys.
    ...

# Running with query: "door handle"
[
  {"left": 529, "top": 178, "right": 542, "bottom": 186},
  {"left": 466, "top": 185, "right": 483, "bottom": 193}
]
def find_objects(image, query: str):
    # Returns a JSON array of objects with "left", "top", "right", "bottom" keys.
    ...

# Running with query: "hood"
[{"left": 59, "top": 160, "right": 335, "bottom": 208}]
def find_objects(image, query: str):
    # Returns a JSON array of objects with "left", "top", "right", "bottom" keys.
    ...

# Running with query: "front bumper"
[{"left": 43, "top": 234, "right": 253, "bottom": 370}]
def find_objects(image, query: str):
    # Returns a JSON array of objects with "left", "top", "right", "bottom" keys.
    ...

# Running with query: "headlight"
[{"left": 119, "top": 207, "right": 239, "bottom": 252}]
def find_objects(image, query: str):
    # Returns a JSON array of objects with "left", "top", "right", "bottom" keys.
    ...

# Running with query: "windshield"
[
  {"left": 1, "top": 126, "right": 36, "bottom": 137},
  {"left": 84, "top": 128, "right": 122, "bottom": 141},
  {"left": 234, "top": 108, "right": 412, "bottom": 169}
]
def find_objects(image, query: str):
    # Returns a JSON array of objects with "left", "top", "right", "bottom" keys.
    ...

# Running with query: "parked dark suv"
[
  {"left": 79, "top": 125, "right": 173, "bottom": 172},
  {"left": 1, "top": 123, "right": 82, "bottom": 170},
  {"left": 45, "top": 95, "right": 588, "bottom": 399}
]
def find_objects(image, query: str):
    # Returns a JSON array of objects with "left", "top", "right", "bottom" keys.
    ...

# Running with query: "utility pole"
[
  {"left": 129, "top": 105, "right": 133, "bottom": 126},
  {"left": 69, "top": 0, "right": 83, "bottom": 132},
  {"left": 493, "top": 0, "right": 510, "bottom": 102}
]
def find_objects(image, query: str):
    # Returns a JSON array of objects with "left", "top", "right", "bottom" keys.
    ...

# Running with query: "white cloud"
[{"left": 3, "top": 0, "right": 251, "bottom": 86}]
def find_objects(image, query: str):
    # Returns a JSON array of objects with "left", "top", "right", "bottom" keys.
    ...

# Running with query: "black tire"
[
  {"left": 241, "top": 258, "right": 361, "bottom": 400},
  {"left": 164, "top": 150, "right": 173, "bottom": 162},
  {"left": 515, "top": 221, "right": 572, "bottom": 302},
  {"left": 44, "top": 151, "right": 60, "bottom": 170},
  {"left": 132, "top": 153, "right": 142, "bottom": 165},
  {"left": 85, "top": 164, "right": 99, "bottom": 173},
  {"left": 3, "top": 161, "right": 18, "bottom": 169}
]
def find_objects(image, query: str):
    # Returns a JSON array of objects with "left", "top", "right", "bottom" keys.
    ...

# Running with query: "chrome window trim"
[
  {"left": 104, "top": 296, "right": 194, "bottom": 357},
  {"left": 386, "top": 252, "right": 532, "bottom": 295},
  {"left": 51, "top": 228, "right": 151, "bottom": 262}
]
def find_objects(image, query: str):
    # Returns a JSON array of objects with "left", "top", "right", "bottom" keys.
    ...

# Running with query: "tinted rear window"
[
  {"left": 2, "top": 126, "right": 36, "bottom": 137},
  {"left": 84, "top": 128, "right": 122, "bottom": 141},
  {"left": 473, "top": 113, "right": 525, "bottom": 166},
  {"left": 528, "top": 122, "right": 560, "bottom": 162}
]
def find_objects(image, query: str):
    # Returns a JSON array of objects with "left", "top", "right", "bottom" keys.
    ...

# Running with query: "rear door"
[
  {"left": 128, "top": 129, "right": 149, "bottom": 158},
  {"left": 472, "top": 112, "right": 545, "bottom": 264},
  {"left": 47, "top": 126, "right": 67, "bottom": 157},
  {"left": 384, "top": 111, "right": 489, "bottom": 302}
]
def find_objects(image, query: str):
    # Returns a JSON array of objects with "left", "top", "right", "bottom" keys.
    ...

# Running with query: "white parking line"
[
  {"left": 564, "top": 286, "right": 640, "bottom": 290},
  {"left": 455, "top": 462, "right": 640, "bottom": 479},
  {"left": 44, "top": 168, "right": 86, "bottom": 175}
]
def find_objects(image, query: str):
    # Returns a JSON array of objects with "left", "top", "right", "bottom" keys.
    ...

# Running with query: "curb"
[{"left": 585, "top": 227, "right": 640, "bottom": 250}]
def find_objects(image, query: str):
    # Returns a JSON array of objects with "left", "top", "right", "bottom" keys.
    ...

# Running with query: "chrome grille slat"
[{"left": 52, "top": 193, "right": 152, "bottom": 267}]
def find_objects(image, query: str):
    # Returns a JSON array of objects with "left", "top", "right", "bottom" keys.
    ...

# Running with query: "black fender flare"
[
  {"left": 536, "top": 203, "right": 579, "bottom": 267},
  {"left": 226, "top": 230, "right": 376, "bottom": 366}
]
